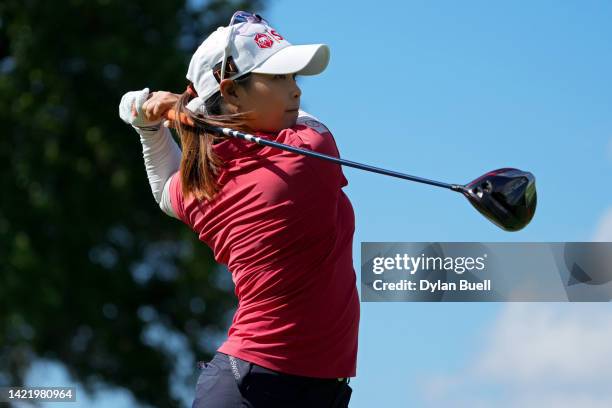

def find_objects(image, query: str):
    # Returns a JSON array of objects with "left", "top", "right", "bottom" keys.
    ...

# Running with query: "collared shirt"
[{"left": 169, "top": 111, "right": 360, "bottom": 378}]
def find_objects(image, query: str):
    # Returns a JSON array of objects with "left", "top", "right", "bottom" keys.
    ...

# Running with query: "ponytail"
[{"left": 172, "top": 74, "right": 255, "bottom": 202}]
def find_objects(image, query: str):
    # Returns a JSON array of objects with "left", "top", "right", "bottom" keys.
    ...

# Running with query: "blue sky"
[
  {"left": 18, "top": 1, "right": 612, "bottom": 407},
  {"left": 272, "top": 0, "right": 611, "bottom": 243},
  {"left": 268, "top": 1, "right": 612, "bottom": 406}
]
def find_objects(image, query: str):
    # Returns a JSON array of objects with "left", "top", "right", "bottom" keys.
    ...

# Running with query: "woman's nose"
[{"left": 292, "top": 83, "right": 302, "bottom": 99}]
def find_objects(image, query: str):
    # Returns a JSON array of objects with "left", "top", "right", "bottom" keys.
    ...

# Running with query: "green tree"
[{"left": 0, "top": 0, "right": 264, "bottom": 406}]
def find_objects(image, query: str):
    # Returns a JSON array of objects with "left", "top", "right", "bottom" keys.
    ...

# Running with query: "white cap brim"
[{"left": 250, "top": 44, "right": 330, "bottom": 76}]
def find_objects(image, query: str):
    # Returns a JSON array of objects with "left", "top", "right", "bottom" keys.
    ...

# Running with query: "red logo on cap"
[
  {"left": 254, "top": 33, "right": 274, "bottom": 49},
  {"left": 269, "top": 29, "right": 284, "bottom": 41}
]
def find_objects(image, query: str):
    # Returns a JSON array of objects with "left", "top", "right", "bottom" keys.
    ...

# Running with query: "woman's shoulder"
[
  {"left": 294, "top": 109, "right": 331, "bottom": 135},
  {"left": 284, "top": 110, "right": 342, "bottom": 159}
]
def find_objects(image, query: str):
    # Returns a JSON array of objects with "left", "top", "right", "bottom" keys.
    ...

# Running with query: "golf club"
[{"left": 165, "top": 109, "right": 537, "bottom": 231}]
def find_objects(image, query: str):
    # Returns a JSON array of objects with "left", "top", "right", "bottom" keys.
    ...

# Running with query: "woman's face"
[{"left": 221, "top": 72, "right": 302, "bottom": 132}]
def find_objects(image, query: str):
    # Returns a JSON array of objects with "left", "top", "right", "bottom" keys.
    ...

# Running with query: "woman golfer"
[{"left": 119, "top": 10, "right": 359, "bottom": 407}]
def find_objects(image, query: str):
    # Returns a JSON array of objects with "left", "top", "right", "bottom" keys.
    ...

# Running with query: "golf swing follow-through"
[
  {"left": 164, "top": 109, "right": 538, "bottom": 232},
  {"left": 119, "top": 8, "right": 537, "bottom": 408}
]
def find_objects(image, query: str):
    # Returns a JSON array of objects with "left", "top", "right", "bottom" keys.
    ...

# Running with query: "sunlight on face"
[{"left": 237, "top": 72, "right": 302, "bottom": 132}]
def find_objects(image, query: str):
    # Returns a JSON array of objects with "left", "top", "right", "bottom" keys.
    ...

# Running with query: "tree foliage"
[{"left": 0, "top": 0, "right": 264, "bottom": 406}]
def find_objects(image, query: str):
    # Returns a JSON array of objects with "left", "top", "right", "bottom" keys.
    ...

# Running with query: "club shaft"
[{"left": 216, "top": 126, "right": 461, "bottom": 191}]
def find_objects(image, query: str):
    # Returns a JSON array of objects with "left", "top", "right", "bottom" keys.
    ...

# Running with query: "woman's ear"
[{"left": 219, "top": 79, "right": 241, "bottom": 112}]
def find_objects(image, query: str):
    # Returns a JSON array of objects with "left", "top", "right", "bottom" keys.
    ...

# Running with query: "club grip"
[{"left": 166, "top": 109, "right": 196, "bottom": 127}]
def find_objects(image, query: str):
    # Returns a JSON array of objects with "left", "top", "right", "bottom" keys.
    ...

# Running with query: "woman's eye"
[{"left": 273, "top": 74, "right": 297, "bottom": 80}]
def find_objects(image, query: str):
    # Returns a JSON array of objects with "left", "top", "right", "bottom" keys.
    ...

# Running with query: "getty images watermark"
[
  {"left": 361, "top": 242, "right": 612, "bottom": 302},
  {"left": 371, "top": 252, "right": 491, "bottom": 293}
]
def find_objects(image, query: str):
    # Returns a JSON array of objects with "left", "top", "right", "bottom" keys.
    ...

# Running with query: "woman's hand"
[
  {"left": 119, "top": 88, "right": 180, "bottom": 129},
  {"left": 140, "top": 91, "right": 180, "bottom": 124}
]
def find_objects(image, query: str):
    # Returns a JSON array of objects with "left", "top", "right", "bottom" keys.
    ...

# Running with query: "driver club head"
[{"left": 460, "top": 168, "right": 537, "bottom": 232}]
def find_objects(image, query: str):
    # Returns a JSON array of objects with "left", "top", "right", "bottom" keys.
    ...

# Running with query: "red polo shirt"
[{"left": 169, "top": 113, "right": 360, "bottom": 378}]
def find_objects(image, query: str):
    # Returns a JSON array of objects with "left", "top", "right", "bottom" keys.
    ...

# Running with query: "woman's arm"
[
  {"left": 133, "top": 124, "right": 181, "bottom": 219},
  {"left": 119, "top": 88, "right": 182, "bottom": 219},
  {"left": 159, "top": 175, "right": 177, "bottom": 220}
]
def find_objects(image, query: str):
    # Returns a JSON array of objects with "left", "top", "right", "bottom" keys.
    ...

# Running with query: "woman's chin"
[{"left": 284, "top": 110, "right": 299, "bottom": 127}]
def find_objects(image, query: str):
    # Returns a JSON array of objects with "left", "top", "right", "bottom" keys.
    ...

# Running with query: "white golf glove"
[{"left": 118, "top": 87, "right": 162, "bottom": 130}]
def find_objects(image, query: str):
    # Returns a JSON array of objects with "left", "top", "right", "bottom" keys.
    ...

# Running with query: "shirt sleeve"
[
  {"left": 168, "top": 170, "right": 188, "bottom": 225},
  {"left": 159, "top": 175, "right": 179, "bottom": 220},
  {"left": 292, "top": 110, "right": 349, "bottom": 188}
]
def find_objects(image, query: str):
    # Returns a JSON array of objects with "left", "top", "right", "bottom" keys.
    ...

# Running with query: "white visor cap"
[{"left": 185, "top": 21, "right": 330, "bottom": 114}]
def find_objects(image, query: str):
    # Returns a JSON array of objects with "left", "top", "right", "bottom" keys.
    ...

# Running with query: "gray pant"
[{"left": 192, "top": 351, "right": 353, "bottom": 407}]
